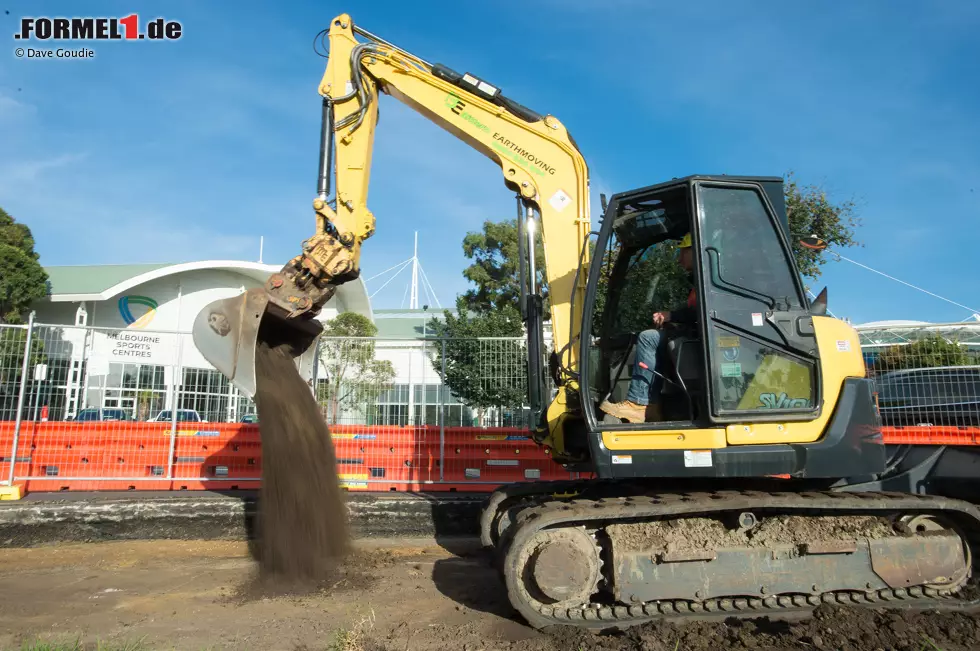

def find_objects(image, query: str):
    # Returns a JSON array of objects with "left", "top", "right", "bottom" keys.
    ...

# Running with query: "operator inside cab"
[{"left": 600, "top": 233, "right": 695, "bottom": 423}]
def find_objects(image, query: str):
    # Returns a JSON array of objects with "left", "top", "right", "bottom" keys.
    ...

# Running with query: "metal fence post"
[
  {"left": 8, "top": 311, "right": 35, "bottom": 485},
  {"left": 165, "top": 335, "right": 184, "bottom": 480},
  {"left": 439, "top": 337, "right": 446, "bottom": 482}
]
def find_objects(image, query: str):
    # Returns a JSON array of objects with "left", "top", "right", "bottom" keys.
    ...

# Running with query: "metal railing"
[
  {"left": 857, "top": 322, "right": 980, "bottom": 429},
  {"left": 0, "top": 320, "right": 546, "bottom": 487}
]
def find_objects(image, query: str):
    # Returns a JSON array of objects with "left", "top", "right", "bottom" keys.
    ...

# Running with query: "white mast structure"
[{"left": 364, "top": 231, "right": 443, "bottom": 310}]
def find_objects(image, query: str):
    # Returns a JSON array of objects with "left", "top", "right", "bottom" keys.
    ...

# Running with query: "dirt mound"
[
  {"left": 521, "top": 605, "right": 980, "bottom": 651},
  {"left": 230, "top": 549, "right": 396, "bottom": 603},
  {"left": 251, "top": 326, "right": 350, "bottom": 584}
]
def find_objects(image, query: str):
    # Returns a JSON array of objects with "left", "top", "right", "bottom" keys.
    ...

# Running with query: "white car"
[{"left": 147, "top": 409, "right": 203, "bottom": 423}]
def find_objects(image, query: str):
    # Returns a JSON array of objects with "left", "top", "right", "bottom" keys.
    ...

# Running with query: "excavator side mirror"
[
  {"left": 800, "top": 234, "right": 828, "bottom": 250},
  {"left": 810, "top": 286, "right": 828, "bottom": 316}
]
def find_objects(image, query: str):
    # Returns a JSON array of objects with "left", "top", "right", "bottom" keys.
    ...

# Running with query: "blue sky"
[{"left": 1, "top": 1, "right": 978, "bottom": 324}]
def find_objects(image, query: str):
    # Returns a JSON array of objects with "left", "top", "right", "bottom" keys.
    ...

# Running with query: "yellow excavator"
[{"left": 193, "top": 14, "right": 980, "bottom": 630}]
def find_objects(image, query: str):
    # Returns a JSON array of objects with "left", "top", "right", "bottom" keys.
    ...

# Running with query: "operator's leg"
[{"left": 600, "top": 329, "right": 666, "bottom": 423}]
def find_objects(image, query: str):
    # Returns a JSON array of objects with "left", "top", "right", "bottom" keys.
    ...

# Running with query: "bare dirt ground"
[
  {"left": 3, "top": 538, "right": 980, "bottom": 651},
  {"left": 0, "top": 538, "right": 534, "bottom": 651}
]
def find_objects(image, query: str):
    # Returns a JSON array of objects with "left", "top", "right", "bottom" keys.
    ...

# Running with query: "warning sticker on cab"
[
  {"left": 836, "top": 340, "right": 851, "bottom": 352},
  {"left": 683, "top": 450, "right": 712, "bottom": 468},
  {"left": 611, "top": 455, "right": 633, "bottom": 465}
]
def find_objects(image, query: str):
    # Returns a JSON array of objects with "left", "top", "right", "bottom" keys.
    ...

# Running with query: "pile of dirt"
[
  {"left": 509, "top": 605, "right": 980, "bottom": 651},
  {"left": 230, "top": 548, "right": 395, "bottom": 602},
  {"left": 251, "top": 328, "right": 350, "bottom": 584}
]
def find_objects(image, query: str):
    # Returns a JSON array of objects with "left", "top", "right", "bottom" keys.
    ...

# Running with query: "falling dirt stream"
[{"left": 252, "top": 328, "right": 350, "bottom": 581}]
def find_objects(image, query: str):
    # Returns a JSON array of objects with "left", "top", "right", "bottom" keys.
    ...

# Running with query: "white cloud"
[
  {"left": 99, "top": 220, "right": 258, "bottom": 263},
  {"left": 0, "top": 153, "right": 88, "bottom": 191},
  {"left": 0, "top": 92, "right": 36, "bottom": 123}
]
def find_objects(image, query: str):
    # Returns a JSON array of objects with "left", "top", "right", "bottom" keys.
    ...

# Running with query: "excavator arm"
[{"left": 192, "top": 14, "right": 591, "bottom": 443}]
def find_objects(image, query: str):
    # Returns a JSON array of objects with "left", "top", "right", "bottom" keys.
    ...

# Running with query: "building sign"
[
  {"left": 89, "top": 330, "right": 178, "bottom": 367},
  {"left": 118, "top": 295, "right": 158, "bottom": 329}
]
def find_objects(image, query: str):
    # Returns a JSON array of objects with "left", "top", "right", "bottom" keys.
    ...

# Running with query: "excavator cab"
[
  {"left": 587, "top": 175, "right": 813, "bottom": 422},
  {"left": 568, "top": 175, "right": 885, "bottom": 481}
]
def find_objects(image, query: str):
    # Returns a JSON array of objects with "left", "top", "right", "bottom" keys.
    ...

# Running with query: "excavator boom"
[{"left": 193, "top": 13, "right": 590, "bottom": 426}]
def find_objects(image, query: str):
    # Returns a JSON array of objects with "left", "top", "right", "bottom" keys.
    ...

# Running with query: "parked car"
[
  {"left": 241, "top": 413, "right": 259, "bottom": 423},
  {"left": 875, "top": 366, "right": 980, "bottom": 428},
  {"left": 71, "top": 407, "right": 130, "bottom": 422},
  {"left": 147, "top": 409, "right": 203, "bottom": 423}
]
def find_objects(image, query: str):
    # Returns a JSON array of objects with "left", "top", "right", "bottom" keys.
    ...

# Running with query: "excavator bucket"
[{"left": 191, "top": 287, "right": 323, "bottom": 400}]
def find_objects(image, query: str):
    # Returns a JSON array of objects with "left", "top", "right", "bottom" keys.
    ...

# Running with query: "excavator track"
[{"left": 493, "top": 489, "right": 980, "bottom": 630}]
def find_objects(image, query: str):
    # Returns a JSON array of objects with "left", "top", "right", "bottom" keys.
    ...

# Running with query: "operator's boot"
[{"left": 600, "top": 399, "right": 662, "bottom": 423}]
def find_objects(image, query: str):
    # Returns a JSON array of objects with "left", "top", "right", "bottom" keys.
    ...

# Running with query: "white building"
[
  {"left": 11, "top": 260, "right": 550, "bottom": 428},
  {"left": 18, "top": 261, "right": 370, "bottom": 422}
]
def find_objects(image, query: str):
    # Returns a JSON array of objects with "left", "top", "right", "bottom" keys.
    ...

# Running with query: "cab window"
[
  {"left": 700, "top": 187, "right": 802, "bottom": 307},
  {"left": 712, "top": 328, "right": 815, "bottom": 412}
]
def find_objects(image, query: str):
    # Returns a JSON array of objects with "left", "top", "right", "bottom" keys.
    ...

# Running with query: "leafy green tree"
[
  {"left": 0, "top": 208, "right": 49, "bottom": 418},
  {"left": 0, "top": 207, "right": 49, "bottom": 324},
  {"left": 461, "top": 219, "right": 548, "bottom": 316},
  {"left": 873, "top": 334, "right": 972, "bottom": 372},
  {"left": 316, "top": 312, "right": 396, "bottom": 424},
  {"left": 426, "top": 297, "right": 526, "bottom": 411},
  {"left": 785, "top": 172, "right": 860, "bottom": 281}
]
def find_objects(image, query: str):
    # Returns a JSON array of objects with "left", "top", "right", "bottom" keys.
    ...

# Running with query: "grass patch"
[
  {"left": 328, "top": 610, "right": 377, "bottom": 651},
  {"left": 15, "top": 640, "right": 148, "bottom": 651},
  {"left": 10, "top": 638, "right": 218, "bottom": 651}
]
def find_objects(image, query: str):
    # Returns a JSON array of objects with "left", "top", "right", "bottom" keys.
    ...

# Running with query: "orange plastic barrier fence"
[
  {"left": 3, "top": 422, "right": 979, "bottom": 494},
  {"left": 0, "top": 422, "right": 582, "bottom": 493}
]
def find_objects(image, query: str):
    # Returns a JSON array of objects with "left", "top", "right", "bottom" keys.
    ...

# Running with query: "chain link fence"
[
  {"left": 2, "top": 318, "right": 979, "bottom": 488},
  {"left": 0, "top": 320, "right": 547, "bottom": 488},
  {"left": 315, "top": 336, "right": 538, "bottom": 428},
  {"left": 857, "top": 323, "right": 980, "bottom": 429}
]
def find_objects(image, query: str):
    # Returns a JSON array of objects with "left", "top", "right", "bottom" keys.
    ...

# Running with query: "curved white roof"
[
  {"left": 45, "top": 260, "right": 373, "bottom": 321},
  {"left": 856, "top": 320, "right": 932, "bottom": 328}
]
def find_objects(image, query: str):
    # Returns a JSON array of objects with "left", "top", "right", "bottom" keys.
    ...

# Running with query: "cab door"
[{"left": 694, "top": 181, "right": 822, "bottom": 423}]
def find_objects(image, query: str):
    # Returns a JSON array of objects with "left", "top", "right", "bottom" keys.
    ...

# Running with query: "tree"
[
  {"left": 873, "top": 334, "right": 972, "bottom": 372},
  {"left": 427, "top": 297, "right": 527, "bottom": 412},
  {"left": 785, "top": 172, "right": 860, "bottom": 281},
  {"left": 461, "top": 219, "right": 548, "bottom": 316},
  {"left": 0, "top": 207, "right": 49, "bottom": 324},
  {"left": 316, "top": 312, "right": 396, "bottom": 424}
]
